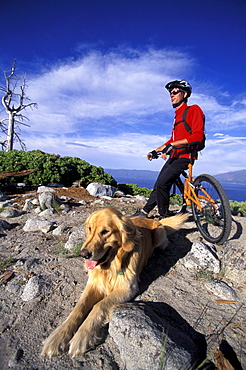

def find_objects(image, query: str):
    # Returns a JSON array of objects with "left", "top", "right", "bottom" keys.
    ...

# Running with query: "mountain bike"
[{"left": 157, "top": 144, "right": 232, "bottom": 245}]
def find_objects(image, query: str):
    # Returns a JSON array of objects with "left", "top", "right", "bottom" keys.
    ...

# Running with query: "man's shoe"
[
  {"left": 159, "top": 210, "right": 176, "bottom": 220},
  {"left": 159, "top": 211, "right": 177, "bottom": 220},
  {"left": 158, "top": 212, "right": 171, "bottom": 220},
  {"left": 159, "top": 215, "right": 168, "bottom": 220},
  {"left": 129, "top": 208, "right": 148, "bottom": 218}
]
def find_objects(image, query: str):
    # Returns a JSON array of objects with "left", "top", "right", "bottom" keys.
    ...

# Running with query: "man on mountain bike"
[{"left": 130, "top": 79, "right": 205, "bottom": 219}]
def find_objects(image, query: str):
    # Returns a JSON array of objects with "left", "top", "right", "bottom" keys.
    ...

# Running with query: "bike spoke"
[{"left": 191, "top": 174, "right": 231, "bottom": 244}]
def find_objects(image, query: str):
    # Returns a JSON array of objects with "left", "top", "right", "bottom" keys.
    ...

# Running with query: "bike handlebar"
[
  {"left": 147, "top": 150, "right": 165, "bottom": 160},
  {"left": 148, "top": 140, "right": 203, "bottom": 160}
]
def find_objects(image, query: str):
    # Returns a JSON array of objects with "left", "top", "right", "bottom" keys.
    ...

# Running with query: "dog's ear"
[
  {"left": 121, "top": 217, "right": 136, "bottom": 252},
  {"left": 118, "top": 216, "right": 137, "bottom": 252}
]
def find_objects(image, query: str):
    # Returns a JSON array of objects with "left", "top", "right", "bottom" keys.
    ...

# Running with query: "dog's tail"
[{"left": 159, "top": 213, "right": 189, "bottom": 234}]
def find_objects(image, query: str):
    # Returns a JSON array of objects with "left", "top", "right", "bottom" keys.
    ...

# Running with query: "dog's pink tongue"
[{"left": 86, "top": 260, "right": 98, "bottom": 270}]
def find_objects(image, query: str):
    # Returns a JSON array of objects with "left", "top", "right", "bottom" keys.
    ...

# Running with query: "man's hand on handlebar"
[
  {"left": 147, "top": 143, "right": 173, "bottom": 161},
  {"left": 147, "top": 150, "right": 159, "bottom": 160}
]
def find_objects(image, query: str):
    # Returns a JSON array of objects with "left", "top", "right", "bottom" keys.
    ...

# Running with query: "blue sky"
[{"left": 0, "top": 0, "right": 246, "bottom": 176}]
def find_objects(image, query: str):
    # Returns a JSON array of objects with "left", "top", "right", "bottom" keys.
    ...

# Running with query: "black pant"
[{"left": 143, "top": 158, "right": 189, "bottom": 217}]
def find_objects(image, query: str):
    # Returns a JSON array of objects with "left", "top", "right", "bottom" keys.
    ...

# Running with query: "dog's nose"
[{"left": 80, "top": 249, "right": 92, "bottom": 259}]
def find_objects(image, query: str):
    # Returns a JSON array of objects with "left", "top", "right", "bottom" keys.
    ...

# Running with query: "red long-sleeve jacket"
[{"left": 164, "top": 103, "right": 205, "bottom": 159}]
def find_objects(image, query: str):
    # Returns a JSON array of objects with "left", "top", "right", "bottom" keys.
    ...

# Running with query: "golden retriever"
[{"left": 42, "top": 207, "right": 188, "bottom": 358}]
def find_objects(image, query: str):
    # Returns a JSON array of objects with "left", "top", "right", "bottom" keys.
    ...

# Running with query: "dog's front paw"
[
  {"left": 68, "top": 329, "right": 94, "bottom": 358},
  {"left": 41, "top": 326, "right": 73, "bottom": 358}
]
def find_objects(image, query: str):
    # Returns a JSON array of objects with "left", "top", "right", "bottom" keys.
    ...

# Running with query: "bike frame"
[
  {"left": 156, "top": 147, "right": 231, "bottom": 244},
  {"left": 157, "top": 149, "right": 218, "bottom": 214},
  {"left": 183, "top": 162, "right": 217, "bottom": 212}
]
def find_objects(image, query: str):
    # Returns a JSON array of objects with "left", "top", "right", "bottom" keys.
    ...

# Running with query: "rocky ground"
[{"left": 0, "top": 186, "right": 245, "bottom": 369}]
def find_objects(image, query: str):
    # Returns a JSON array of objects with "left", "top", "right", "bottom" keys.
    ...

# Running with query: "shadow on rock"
[
  {"left": 109, "top": 301, "right": 210, "bottom": 370},
  {"left": 217, "top": 339, "right": 243, "bottom": 370},
  {"left": 144, "top": 301, "right": 207, "bottom": 358},
  {"left": 139, "top": 232, "right": 192, "bottom": 295},
  {"left": 229, "top": 217, "right": 243, "bottom": 241}
]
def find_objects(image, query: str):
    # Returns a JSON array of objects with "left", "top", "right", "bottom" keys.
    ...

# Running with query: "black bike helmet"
[{"left": 165, "top": 79, "right": 192, "bottom": 97}]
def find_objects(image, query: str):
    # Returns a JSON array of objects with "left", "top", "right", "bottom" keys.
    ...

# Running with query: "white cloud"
[
  {"left": 21, "top": 129, "right": 246, "bottom": 176},
  {"left": 1, "top": 46, "right": 246, "bottom": 175},
  {"left": 26, "top": 48, "right": 193, "bottom": 132},
  {"left": 211, "top": 133, "right": 246, "bottom": 145},
  {"left": 25, "top": 47, "right": 246, "bottom": 137}
]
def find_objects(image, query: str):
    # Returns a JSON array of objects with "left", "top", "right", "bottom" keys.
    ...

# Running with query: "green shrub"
[
  {"left": 229, "top": 201, "right": 246, "bottom": 217},
  {"left": 116, "top": 183, "right": 184, "bottom": 202},
  {"left": 117, "top": 183, "right": 152, "bottom": 197},
  {"left": 0, "top": 150, "right": 117, "bottom": 187},
  {"left": 0, "top": 256, "right": 16, "bottom": 273},
  {"left": 169, "top": 193, "right": 183, "bottom": 205}
]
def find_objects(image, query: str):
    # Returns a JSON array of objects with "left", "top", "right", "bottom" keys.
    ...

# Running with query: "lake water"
[{"left": 115, "top": 177, "right": 246, "bottom": 202}]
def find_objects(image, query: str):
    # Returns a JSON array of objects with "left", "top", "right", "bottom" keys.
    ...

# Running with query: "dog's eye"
[
  {"left": 88, "top": 226, "right": 92, "bottom": 233},
  {"left": 101, "top": 229, "right": 109, "bottom": 236}
]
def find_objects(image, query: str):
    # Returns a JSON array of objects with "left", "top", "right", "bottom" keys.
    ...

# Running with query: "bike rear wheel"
[{"left": 191, "top": 174, "right": 232, "bottom": 244}]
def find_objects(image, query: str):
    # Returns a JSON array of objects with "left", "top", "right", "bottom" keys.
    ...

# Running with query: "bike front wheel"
[{"left": 191, "top": 174, "right": 232, "bottom": 244}]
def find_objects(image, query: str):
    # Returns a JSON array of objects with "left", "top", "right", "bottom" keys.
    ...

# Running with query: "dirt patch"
[{"left": 7, "top": 186, "right": 95, "bottom": 207}]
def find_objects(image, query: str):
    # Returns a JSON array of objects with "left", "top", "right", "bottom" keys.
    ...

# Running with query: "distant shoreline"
[
  {"left": 107, "top": 173, "right": 246, "bottom": 202},
  {"left": 105, "top": 168, "right": 246, "bottom": 185}
]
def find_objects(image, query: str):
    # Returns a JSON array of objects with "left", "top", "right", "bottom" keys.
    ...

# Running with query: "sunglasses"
[{"left": 170, "top": 89, "right": 182, "bottom": 96}]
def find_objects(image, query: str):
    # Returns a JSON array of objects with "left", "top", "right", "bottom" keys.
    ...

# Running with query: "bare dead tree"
[{"left": 0, "top": 60, "right": 37, "bottom": 151}]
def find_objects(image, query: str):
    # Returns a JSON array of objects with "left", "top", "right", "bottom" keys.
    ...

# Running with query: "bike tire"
[{"left": 191, "top": 174, "right": 232, "bottom": 244}]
